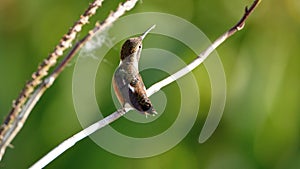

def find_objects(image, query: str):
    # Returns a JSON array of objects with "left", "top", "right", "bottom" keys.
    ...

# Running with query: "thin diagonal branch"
[
  {"left": 30, "top": 0, "right": 261, "bottom": 168},
  {"left": 30, "top": 109, "right": 126, "bottom": 169},
  {"left": 0, "top": 0, "right": 139, "bottom": 161},
  {"left": 147, "top": 0, "right": 261, "bottom": 96}
]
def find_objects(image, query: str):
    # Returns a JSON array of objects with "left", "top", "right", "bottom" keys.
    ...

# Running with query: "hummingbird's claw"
[
  {"left": 144, "top": 110, "right": 158, "bottom": 118},
  {"left": 117, "top": 108, "right": 126, "bottom": 115}
]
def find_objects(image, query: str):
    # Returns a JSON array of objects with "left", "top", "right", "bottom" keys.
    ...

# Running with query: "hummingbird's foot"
[
  {"left": 144, "top": 110, "right": 158, "bottom": 118},
  {"left": 117, "top": 108, "right": 126, "bottom": 115}
]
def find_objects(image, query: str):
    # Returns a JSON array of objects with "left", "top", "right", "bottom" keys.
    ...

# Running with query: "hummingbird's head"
[
  {"left": 120, "top": 25, "right": 156, "bottom": 62},
  {"left": 120, "top": 37, "right": 143, "bottom": 61}
]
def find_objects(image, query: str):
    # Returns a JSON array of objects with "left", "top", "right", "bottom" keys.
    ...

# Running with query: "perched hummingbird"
[{"left": 112, "top": 25, "right": 157, "bottom": 116}]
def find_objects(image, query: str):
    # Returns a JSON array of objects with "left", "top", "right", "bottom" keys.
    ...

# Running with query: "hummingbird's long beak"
[{"left": 140, "top": 24, "right": 156, "bottom": 40}]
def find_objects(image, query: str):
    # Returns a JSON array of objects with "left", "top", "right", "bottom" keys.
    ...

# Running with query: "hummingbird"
[{"left": 112, "top": 25, "right": 157, "bottom": 116}]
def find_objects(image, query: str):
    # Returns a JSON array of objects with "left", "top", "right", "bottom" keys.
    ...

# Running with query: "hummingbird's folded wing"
[{"left": 128, "top": 74, "right": 152, "bottom": 112}]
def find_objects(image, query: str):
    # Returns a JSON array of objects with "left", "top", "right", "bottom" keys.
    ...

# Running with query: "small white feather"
[{"left": 128, "top": 84, "right": 135, "bottom": 92}]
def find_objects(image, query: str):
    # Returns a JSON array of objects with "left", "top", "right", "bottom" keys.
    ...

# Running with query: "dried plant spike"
[
  {"left": 0, "top": 0, "right": 139, "bottom": 163},
  {"left": 0, "top": 0, "right": 105, "bottom": 161}
]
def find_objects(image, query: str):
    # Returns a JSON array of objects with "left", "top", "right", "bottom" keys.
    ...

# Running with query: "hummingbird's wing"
[
  {"left": 113, "top": 67, "right": 129, "bottom": 106},
  {"left": 128, "top": 74, "right": 155, "bottom": 114}
]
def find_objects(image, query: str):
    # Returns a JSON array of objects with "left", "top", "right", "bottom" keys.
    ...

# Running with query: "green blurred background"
[{"left": 1, "top": 0, "right": 300, "bottom": 168}]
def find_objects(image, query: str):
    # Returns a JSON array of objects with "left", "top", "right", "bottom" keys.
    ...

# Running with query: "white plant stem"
[{"left": 30, "top": 0, "right": 261, "bottom": 168}]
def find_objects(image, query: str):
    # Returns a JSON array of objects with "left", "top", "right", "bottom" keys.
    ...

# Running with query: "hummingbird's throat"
[{"left": 121, "top": 53, "right": 139, "bottom": 69}]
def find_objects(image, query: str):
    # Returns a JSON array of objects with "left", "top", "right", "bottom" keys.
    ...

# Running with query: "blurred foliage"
[{"left": 0, "top": 0, "right": 300, "bottom": 168}]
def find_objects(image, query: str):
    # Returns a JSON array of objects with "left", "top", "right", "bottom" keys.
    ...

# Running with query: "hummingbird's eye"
[{"left": 138, "top": 45, "right": 142, "bottom": 49}]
